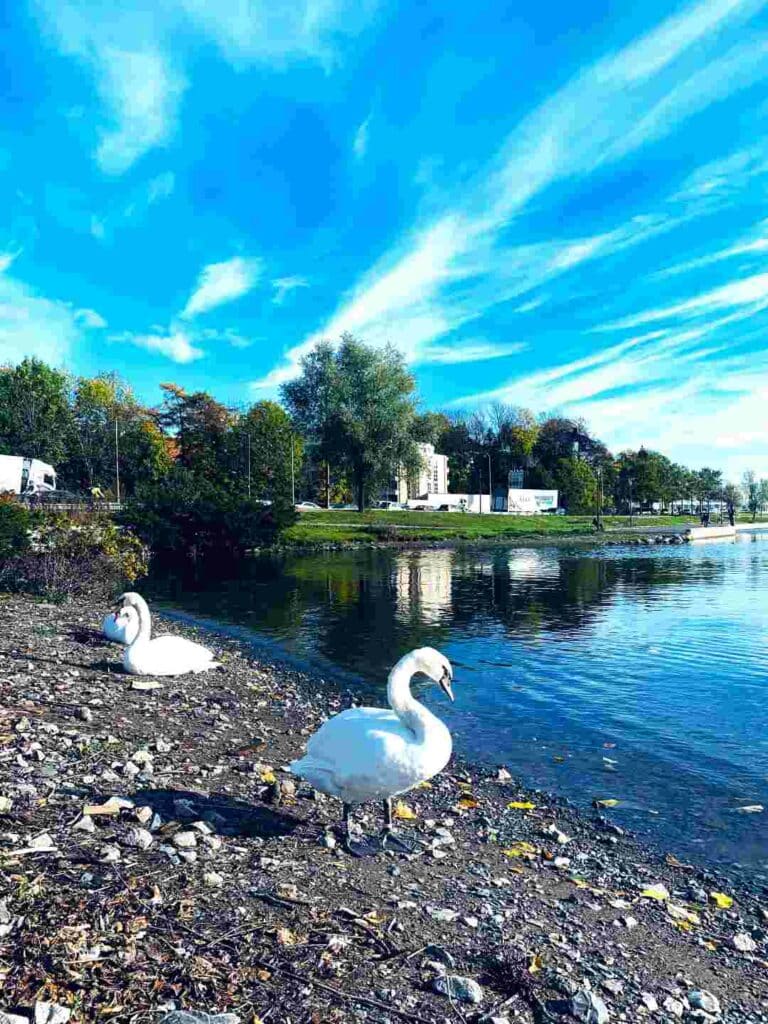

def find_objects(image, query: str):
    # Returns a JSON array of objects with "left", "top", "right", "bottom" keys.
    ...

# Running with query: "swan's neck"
[
  {"left": 130, "top": 597, "right": 152, "bottom": 645},
  {"left": 387, "top": 652, "right": 436, "bottom": 741}
]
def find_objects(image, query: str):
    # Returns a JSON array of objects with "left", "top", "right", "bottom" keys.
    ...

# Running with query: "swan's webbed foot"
[
  {"left": 380, "top": 828, "right": 418, "bottom": 855},
  {"left": 344, "top": 833, "right": 385, "bottom": 858}
]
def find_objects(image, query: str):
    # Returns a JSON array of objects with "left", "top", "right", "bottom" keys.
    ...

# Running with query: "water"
[{"left": 146, "top": 533, "right": 768, "bottom": 873}]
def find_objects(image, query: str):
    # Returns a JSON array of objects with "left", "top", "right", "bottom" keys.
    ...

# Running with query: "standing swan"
[
  {"left": 290, "top": 647, "right": 454, "bottom": 856},
  {"left": 103, "top": 606, "right": 139, "bottom": 645},
  {"left": 116, "top": 592, "right": 221, "bottom": 676}
]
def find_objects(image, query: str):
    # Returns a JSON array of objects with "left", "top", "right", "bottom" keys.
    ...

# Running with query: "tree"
[
  {"left": 283, "top": 334, "right": 421, "bottom": 511},
  {"left": 412, "top": 411, "right": 451, "bottom": 445},
  {"left": 0, "top": 358, "right": 73, "bottom": 466},
  {"left": 230, "top": 401, "right": 302, "bottom": 501},
  {"left": 553, "top": 456, "right": 597, "bottom": 513},
  {"left": 722, "top": 482, "right": 741, "bottom": 516},
  {"left": 742, "top": 470, "right": 759, "bottom": 521},
  {"left": 759, "top": 478, "right": 768, "bottom": 516},
  {"left": 157, "top": 384, "right": 233, "bottom": 481}
]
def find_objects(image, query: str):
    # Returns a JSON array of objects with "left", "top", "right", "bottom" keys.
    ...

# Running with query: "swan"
[
  {"left": 290, "top": 647, "right": 454, "bottom": 856},
  {"left": 103, "top": 605, "right": 139, "bottom": 645},
  {"left": 116, "top": 592, "right": 221, "bottom": 676}
]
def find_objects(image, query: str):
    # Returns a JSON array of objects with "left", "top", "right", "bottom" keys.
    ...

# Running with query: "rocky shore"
[{"left": 1, "top": 593, "right": 766, "bottom": 1024}]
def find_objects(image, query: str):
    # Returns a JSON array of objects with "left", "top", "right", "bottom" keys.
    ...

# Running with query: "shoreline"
[{"left": 1, "top": 593, "right": 766, "bottom": 1022}]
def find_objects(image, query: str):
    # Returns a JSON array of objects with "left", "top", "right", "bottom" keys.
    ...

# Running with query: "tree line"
[{"left": 1, "top": 337, "right": 766, "bottom": 517}]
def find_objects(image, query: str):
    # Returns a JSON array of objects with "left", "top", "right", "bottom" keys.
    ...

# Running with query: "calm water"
[{"left": 147, "top": 534, "right": 768, "bottom": 873}]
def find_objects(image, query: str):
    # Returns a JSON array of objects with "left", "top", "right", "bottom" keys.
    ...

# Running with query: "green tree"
[
  {"left": 742, "top": 470, "right": 759, "bottom": 521},
  {"left": 759, "top": 478, "right": 768, "bottom": 515},
  {"left": 0, "top": 358, "right": 73, "bottom": 466},
  {"left": 231, "top": 401, "right": 302, "bottom": 501},
  {"left": 283, "top": 334, "right": 421, "bottom": 511},
  {"left": 157, "top": 384, "right": 233, "bottom": 481},
  {"left": 553, "top": 456, "right": 597, "bottom": 513}
]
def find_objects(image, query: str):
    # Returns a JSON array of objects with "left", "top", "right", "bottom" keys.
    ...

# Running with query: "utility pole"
[
  {"left": 247, "top": 434, "right": 251, "bottom": 499},
  {"left": 114, "top": 419, "right": 121, "bottom": 504},
  {"left": 487, "top": 451, "right": 492, "bottom": 513},
  {"left": 596, "top": 465, "right": 603, "bottom": 530},
  {"left": 629, "top": 476, "right": 634, "bottom": 527}
]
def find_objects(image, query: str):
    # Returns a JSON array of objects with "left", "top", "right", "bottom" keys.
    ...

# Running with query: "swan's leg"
[
  {"left": 380, "top": 797, "right": 418, "bottom": 854},
  {"left": 340, "top": 803, "right": 383, "bottom": 858}
]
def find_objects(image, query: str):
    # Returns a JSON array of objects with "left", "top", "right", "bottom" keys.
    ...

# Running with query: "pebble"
[
  {"left": 34, "top": 1002, "right": 71, "bottom": 1024},
  {"left": 125, "top": 827, "right": 153, "bottom": 850},
  {"left": 203, "top": 872, "right": 224, "bottom": 888},
  {"left": 73, "top": 814, "right": 96, "bottom": 833},
  {"left": 732, "top": 931, "right": 757, "bottom": 952},
  {"left": 640, "top": 992, "right": 658, "bottom": 1012},
  {"left": 432, "top": 975, "right": 484, "bottom": 1004},
  {"left": 0, "top": 796, "right": 12, "bottom": 814},
  {"left": 427, "top": 907, "right": 458, "bottom": 922},
  {"left": 570, "top": 989, "right": 609, "bottom": 1023},
  {"left": 77, "top": 707, "right": 93, "bottom": 723},
  {"left": 100, "top": 844, "right": 121, "bottom": 863},
  {"left": 689, "top": 991, "right": 721, "bottom": 1016},
  {"left": 662, "top": 995, "right": 685, "bottom": 1018},
  {"left": 173, "top": 831, "right": 198, "bottom": 849},
  {"left": 158, "top": 1013, "right": 240, "bottom": 1024}
]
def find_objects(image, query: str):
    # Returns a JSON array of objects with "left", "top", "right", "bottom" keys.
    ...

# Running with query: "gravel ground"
[{"left": 0, "top": 592, "right": 766, "bottom": 1024}]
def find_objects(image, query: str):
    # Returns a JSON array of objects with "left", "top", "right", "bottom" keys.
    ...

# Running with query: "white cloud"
[
  {"left": 75, "top": 307, "right": 108, "bottom": 328},
  {"left": 181, "top": 257, "right": 261, "bottom": 318},
  {"left": 200, "top": 327, "right": 254, "bottom": 349},
  {"left": 255, "top": 0, "right": 764, "bottom": 388},
  {"left": 146, "top": 171, "right": 175, "bottom": 204},
  {"left": 116, "top": 328, "right": 203, "bottom": 363},
  {"left": 0, "top": 274, "right": 81, "bottom": 366},
  {"left": 0, "top": 252, "right": 18, "bottom": 273},
  {"left": 353, "top": 115, "right": 370, "bottom": 159},
  {"left": 34, "top": 0, "right": 379, "bottom": 173},
  {"left": 417, "top": 340, "right": 527, "bottom": 365},
  {"left": 272, "top": 276, "right": 309, "bottom": 306}
]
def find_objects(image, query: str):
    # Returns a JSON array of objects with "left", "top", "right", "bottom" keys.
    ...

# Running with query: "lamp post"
[
  {"left": 596, "top": 465, "right": 603, "bottom": 531},
  {"left": 628, "top": 475, "right": 634, "bottom": 527},
  {"left": 290, "top": 434, "right": 296, "bottom": 505},
  {"left": 247, "top": 433, "right": 251, "bottom": 499},
  {"left": 114, "top": 419, "right": 121, "bottom": 504}
]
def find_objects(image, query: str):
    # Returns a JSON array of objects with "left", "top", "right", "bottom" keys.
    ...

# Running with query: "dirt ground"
[{"left": 1, "top": 593, "right": 766, "bottom": 1024}]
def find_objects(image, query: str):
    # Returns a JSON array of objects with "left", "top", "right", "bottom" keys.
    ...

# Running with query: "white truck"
[{"left": 0, "top": 455, "right": 57, "bottom": 495}]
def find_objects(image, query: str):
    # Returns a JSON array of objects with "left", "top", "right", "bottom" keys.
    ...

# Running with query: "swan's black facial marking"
[{"left": 439, "top": 665, "right": 454, "bottom": 702}]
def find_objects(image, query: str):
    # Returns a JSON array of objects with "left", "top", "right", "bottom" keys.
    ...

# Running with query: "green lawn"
[{"left": 280, "top": 509, "right": 697, "bottom": 546}]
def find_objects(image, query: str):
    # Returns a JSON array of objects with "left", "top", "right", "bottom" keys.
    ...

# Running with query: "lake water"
[{"left": 148, "top": 533, "right": 768, "bottom": 875}]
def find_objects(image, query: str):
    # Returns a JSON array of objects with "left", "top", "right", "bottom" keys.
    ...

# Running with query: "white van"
[{"left": 0, "top": 455, "right": 57, "bottom": 495}]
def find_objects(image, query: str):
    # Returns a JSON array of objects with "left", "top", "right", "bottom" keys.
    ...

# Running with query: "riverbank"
[
  {"left": 276, "top": 510, "right": 699, "bottom": 551},
  {"left": 1, "top": 594, "right": 766, "bottom": 1024}
]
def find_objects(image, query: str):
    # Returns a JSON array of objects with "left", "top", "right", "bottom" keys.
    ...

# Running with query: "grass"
[{"left": 280, "top": 509, "right": 698, "bottom": 547}]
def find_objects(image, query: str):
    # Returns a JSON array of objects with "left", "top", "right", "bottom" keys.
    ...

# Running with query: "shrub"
[
  {"left": 0, "top": 509, "right": 149, "bottom": 601},
  {"left": 0, "top": 494, "right": 31, "bottom": 563},
  {"left": 121, "top": 467, "right": 297, "bottom": 563}
]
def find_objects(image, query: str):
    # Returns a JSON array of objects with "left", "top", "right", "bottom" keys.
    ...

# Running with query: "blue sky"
[{"left": 3, "top": 0, "right": 768, "bottom": 478}]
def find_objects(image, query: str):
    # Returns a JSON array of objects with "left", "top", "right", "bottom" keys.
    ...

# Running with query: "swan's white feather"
[
  {"left": 290, "top": 704, "right": 451, "bottom": 805},
  {"left": 103, "top": 610, "right": 139, "bottom": 646},
  {"left": 123, "top": 633, "right": 220, "bottom": 676}
]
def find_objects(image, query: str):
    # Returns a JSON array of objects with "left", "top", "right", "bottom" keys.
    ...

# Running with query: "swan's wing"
[{"left": 149, "top": 635, "right": 215, "bottom": 659}]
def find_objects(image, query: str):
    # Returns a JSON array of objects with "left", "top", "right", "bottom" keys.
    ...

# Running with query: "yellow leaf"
[
  {"left": 704, "top": 941, "right": 718, "bottom": 951},
  {"left": 416, "top": 780, "right": 432, "bottom": 789},
  {"left": 393, "top": 801, "right": 417, "bottom": 821},
  {"left": 363, "top": 910, "right": 386, "bottom": 924},
  {"left": 260, "top": 769, "right": 276, "bottom": 784},
  {"left": 507, "top": 800, "right": 536, "bottom": 810},
  {"left": 709, "top": 891, "right": 734, "bottom": 909},
  {"left": 667, "top": 903, "right": 700, "bottom": 925},
  {"left": 276, "top": 927, "right": 297, "bottom": 946},
  {"left": 674, "top": 919, "right": 694, "bottom": 932},
  {"left": 593, "top": 798, "right": 620, "bottom": 809},
  {"left": 256, "top": 969, "right": 272, "bottom": 982},
  {"left": 640, "top": 884, "right": 670, "bottom": 901},
  {"left": 456, "top": 796, "right": 479, "bottom": 810},
  {"left": 528, "top": 953, "right": 544, "bottom": 974},
  {"left": 502, "top": 841, "right": 538, "bottom": 858}
]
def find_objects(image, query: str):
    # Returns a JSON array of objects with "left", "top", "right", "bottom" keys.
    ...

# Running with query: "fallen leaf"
[
  {"left": 507, "top": 800, "right": 536, "bottom": 810},
  {"left": 528, "top": 953, "right": 544, "bottom": 974},
  {"left": 393, "top": 801, "right": 417, "bottom": 821},
  {"left": 260, "top": 769, "right": 276, "bottom": 784},
  {"left": 502, "top": 841, "right": 538, "bottom": 859},
  {"left": 456, "top": 796, "right": 479, "bottom": 810},
  {"left": 709, "top": 891, "right": 734, "bottom": 909},
  {"left": 276, "top": 927, "right": 297, "bottom": 946},
  {"left": 641, "top": 884, "right": 670, "bottom": 901},
  {"left": 667, "top": 903, "right": 700, "bottom": 925}
]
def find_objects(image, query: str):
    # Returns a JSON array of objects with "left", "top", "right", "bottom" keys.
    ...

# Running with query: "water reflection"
[{"left": 147, "top": 536, "right": 768, "bottom": 873}]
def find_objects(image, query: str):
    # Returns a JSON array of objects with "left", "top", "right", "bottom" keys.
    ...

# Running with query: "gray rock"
[
  {"left": 732, "top": 931, "right": 757, "bottom": 952},
  {"left": 432, "top": 975, "right": 484, "bottom": 1005},
  {"left": 73, "top": 814, "right": 96, "bottom": 833},
  {"left": 689, "top": 990, "right": 721, "bottom": 1016},
  {"left": 0, "top": 1012, "right": 29, "bottom": 1024},
  {"left": 34, "top": 1003, "right": 71, "bottom": 1024},
  {"left": 172, "top": 831, "right": 197, "bottom": 849},
  {"left": 570, "top": 990, "right": 610, "bottom": 1023},
  {"left": 423, "top": 944, "right": 455, "bottom": 968},
  {"left": 640, "top": 993, "right": 658, "bottom": 1013},
  {"left": 125, "top": 827, "right": 153, "bottom": 850},
  {"left": 662, "top": 995, "right": 685, "bottom": 1018}
]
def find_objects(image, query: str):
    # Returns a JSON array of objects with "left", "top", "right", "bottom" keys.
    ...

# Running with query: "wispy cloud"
[
  {"left": 114, "top": 328, "right": 203, "bottom": 364},
  {"left": 181, "top": 257, "right": 261, "bottom": 318},
  {"left": 272, "top": 276, "right": 309, "bottom": 306},
  {"left": 75, "top": 307, "right": 108, "bottom": 329},
  {"left": 0, "top": 273, "right": 82, "bottom": 365},
  {"left": 34, "top": 0, "right": 380, "bottom": 173},
  {"left": 417, "top": 340, "right": 527, "bottom": 365},
  {"left": 0, "top": 252, "right": 18, "bottom": 273},
  {"left": 254, "top": 0, "right": 766, "bottom": 389},
  {"left": 353, "top": 115, "right": 370, "bottom": 159}
]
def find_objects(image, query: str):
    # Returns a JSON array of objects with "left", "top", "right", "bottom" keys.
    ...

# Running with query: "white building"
[{"left": 396, "top": 443, "right": 450, "bottom": 502}]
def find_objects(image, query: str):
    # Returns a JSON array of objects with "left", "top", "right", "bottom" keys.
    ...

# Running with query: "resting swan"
[
  {"left": 103, "top": 606, "right": 139, "bottom": 645},
  {"left": 290, "top": 647, "right": 454, "bottom": 856},
  {"left": 116, "top": 592, "right": 221, "bottom": 676}
]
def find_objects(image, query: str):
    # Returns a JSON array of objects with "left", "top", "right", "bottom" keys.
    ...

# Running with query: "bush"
[
  {"left": 0, "top": 509, "right": 149, "bottom": 601},
  {"left": 0, "top": 495, "right": 31, "bottom": 563},
  {"left": 121, "top": 468, "right": 297, "bottom": 563}
]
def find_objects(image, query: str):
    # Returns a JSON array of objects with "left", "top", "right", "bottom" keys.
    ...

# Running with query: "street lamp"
[{"left": 628, "top": 475, "right": 634, "bottom": 527}]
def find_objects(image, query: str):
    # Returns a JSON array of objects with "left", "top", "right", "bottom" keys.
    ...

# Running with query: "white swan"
[
  {"left": 103, "top": 606, "right": 139, "bottom": 645},
  {"left": 116, "top": 592, "right": 221, "bottom": 676},
  {"left": 290, "top": 647, "right": 454, "bottom": 856}
]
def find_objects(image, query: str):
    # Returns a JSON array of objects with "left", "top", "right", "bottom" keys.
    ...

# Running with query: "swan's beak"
[{"left": 439, "top": 669, "right": 454, "bottom": 702}]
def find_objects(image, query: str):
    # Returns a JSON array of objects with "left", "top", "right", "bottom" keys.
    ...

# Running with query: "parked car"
[
  {"left": 330, "top": 503, "right": 359, "bottom": 511},
  {"left": 295, "top": 501, "right": 321, "bottom": 510},
  {"left": 374, "top": 501, "right": 407, "bottom": 511}
]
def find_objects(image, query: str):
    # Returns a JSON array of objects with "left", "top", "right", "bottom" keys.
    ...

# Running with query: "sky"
[{"left": 3, "top": 0, "right": 768, "bottom": 479}]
